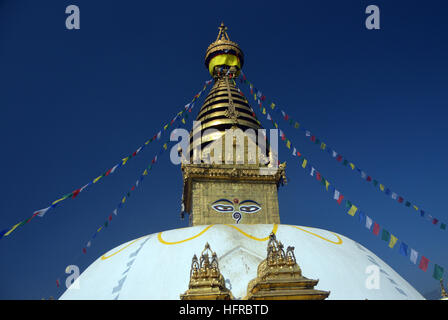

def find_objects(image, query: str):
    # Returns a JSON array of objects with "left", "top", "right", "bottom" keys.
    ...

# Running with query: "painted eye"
[
  {"left": 212, "top": 204, "right": 234, "bottom": 212},
  {"left": 239, "top": 205, "right": 261, "bottom": 213}
]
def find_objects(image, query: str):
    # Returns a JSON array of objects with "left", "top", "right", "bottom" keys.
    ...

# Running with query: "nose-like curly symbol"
[{"left": 232, "top": 211, "right": 242, "bottom": 224}]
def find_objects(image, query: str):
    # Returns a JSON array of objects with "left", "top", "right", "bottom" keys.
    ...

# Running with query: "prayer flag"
[
  {"left": 433, "top": 264, "right": 444, "bottom": 280},
  {"left": 441, "top": 223, "right": 446, "bottom": 230},
  {"left": 399, "top": 242, "right": 408, "bottom": 257},
  {"left": 302, "top": 158, "right": 307, "bottom": 168},
  {"left": 410, "top": 249, "right": 418, "bottom": 264},
  {"left": 347, "top": 204, "right": 358, "bottom": 216},
  {"left": 366, "top": 216, "right": 373, "bottom": 230},
  {"left": 389, "top": 235, "right": 398, "bottom": 248},
  {"left": 372, "top": 223, "right": 380, "bottom": 236},
  {"left": 381, "top": 229, "right": 391, "bottom": 242},
  {"left": 333, "top": 190, "right": 344, "bottom": 204},
  {"left": 358, "top": 211, "right": 366, "bottom": 224},
  {"left": 419, "top": 256, "right": 429, "bottom": 272}
]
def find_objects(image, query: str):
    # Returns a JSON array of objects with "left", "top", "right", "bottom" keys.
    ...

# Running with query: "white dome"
[{"left": 60, "top": 224, "right": 424, "bottom": 300}]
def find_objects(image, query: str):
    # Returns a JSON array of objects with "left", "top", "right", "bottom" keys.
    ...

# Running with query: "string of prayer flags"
[
  {"left": 253, "top": 99, "right": 445, "bottom": 283},
  {"left": 1, "top": 79, "right": 212, "bottom": 240},
  {"left": 239, "top": 71, "right": 446, "bottom": 233},
  {"left": 80, "top": 101, "right": 197, "bottom": 255}
]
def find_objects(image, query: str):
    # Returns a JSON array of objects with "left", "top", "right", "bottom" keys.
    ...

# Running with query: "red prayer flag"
[
  {"left": 311, "top": 135, "right": 316, "bottom": 142},
  {"left": 432, "top": 218, "right": 439, "bottom": 225},
  {"left": 398, "top": 197, "right": 404, "bottom": 203},
  {"left": 297, "top": 151, "right": 301, "bottom": 157},
  {"left": 56, "top": 279, "right": 60, "bottom": 288},
  {"left": 366, "top": 176, "right": 372, "bottom": 182},
  {"left": 105, "top": 168, "right": 112, "bottom": 176},
  {"left": 373, "top": 223, "right": 380, "bottom": 236},
  {"left": 419, "top": 256, "right": 429, "bottom": 271},
  {"left": 72, "top": 189, "right": 81, "bottom": 199},
  {"left": 82, "top": 248, "right": 87, "bottom": 254},
  {"left": 336, "top": 155, "right": 343, "bottom": 162},
  {"left": 131, "top": 186, "right": 135, "bottom": 191},
  {"left": 132, "top": 151, "right": 137, "bottom": 157},
  {"left": 337, "top": 195, "right": 344, "bottom": 205},
  {"left": 316, "top": 172, "right": 322, "bottom": 181},
  {"left": 109, "top": 215, "right": 112, "bottom": 221}
]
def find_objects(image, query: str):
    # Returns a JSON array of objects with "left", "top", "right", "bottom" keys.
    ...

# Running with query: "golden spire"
[
  {"left": 216, "top": 22, "right": 230, "bottom": 41},
  {"left": 205, "top": 23, "right": 244, "bottom": 76}
]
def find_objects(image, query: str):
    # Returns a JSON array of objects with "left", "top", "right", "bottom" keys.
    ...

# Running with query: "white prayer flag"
[
  {"left": 365, "top": 216, "right": 373, "bottom": 230},
  {"left": 333, "top": 190, "right": 340, "bottom": 200},
  {"left": 35, "top": 207, "right": 50, "bottom": 218},
  {"left": 410, "top": 249, "right": 418, "bottom": 264}
]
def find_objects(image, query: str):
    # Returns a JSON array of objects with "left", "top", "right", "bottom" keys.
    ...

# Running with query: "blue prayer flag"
[{"left": 399, "top": 242, "right": 408, "bottom": 257}]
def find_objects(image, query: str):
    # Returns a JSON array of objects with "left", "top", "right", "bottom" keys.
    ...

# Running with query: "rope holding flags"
[
  {"left": 238, "top": 70, "right": 446, "bottom": 233},
  {"left": 250, "top": 93, "right": 445, "bottom": 283},
  {"left": 0, "top": 79, "right": 213, "bottom": 241}
]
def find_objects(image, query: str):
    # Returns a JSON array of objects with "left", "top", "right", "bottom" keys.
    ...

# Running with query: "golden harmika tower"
[{"left": 181, "top": 23, "right": 286, "bottom": 226}]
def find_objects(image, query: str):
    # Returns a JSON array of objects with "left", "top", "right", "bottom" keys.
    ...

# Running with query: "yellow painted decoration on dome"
[
  {"left": 158, "top": 224, "right": 277, "bottom": 245},
  {"left": 157, "top": 225, "right": 214, "bottom": 245},
  {"left": 290, "top": 226, "right": 343, "bottom": 245},
  {"left": 208, "top": 54, "right": 241, "bottom": 75},
  {"left": 101, "top": 236, "right": 149, "bottom": 260},
  {"left": 224, "top": 224, "right": 278, "bottom": 241}
]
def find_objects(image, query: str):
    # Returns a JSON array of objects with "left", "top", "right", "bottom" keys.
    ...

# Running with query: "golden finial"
[
  {"left": 216, "top": 22, "right": 230, "bottom": 41},
  {"left": 205, "top": 23, "right": 244, "bottom": 76}
]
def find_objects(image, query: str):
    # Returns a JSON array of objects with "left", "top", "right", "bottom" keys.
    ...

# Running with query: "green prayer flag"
[
  {"left": 441, "top": 223, "right": 446, "bottom": 230},
  {"left": 345, "top": 200, "right": 352, "bottom": 209},
  {"left": 373, "top": 180, "right": 378, "bottom": 186},
  {"left": 381, "top": 229, "right": 390, "bottom": 242},
  {"left": 433, "top": 264, "right": 444, "bottom": 280},
  {"left": 405, "top": 201, "right": 411, "bottom": 207},
  {"left": 343, "top": 159, "right": 348, "bottom": 166}
]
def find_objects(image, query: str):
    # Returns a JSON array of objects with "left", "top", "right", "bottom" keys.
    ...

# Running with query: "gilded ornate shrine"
[
  {"left": 181, "top": 22, "right": 286, "bottom": 226},
  {"left": 244, "top": 233, "right": 329, "bottom": 300},
  {"left": 180, "top": 243, "right": 233, "bottom": 300}
]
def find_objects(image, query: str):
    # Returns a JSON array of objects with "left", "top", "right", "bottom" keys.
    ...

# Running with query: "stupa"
[{"left": 59, "top": 23, "right": 424, "bottom": 300}]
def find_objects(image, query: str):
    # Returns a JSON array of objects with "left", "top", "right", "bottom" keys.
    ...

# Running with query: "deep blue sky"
[{"left": 1, "top": 0, "right": 447, "bottom": 299}]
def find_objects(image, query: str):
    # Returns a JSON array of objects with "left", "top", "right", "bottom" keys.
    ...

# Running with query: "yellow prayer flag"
[
  {"left": 348, "top": 204, "right": 358, "bottom": 216},
  {"left": 163, "top": 143, "right": 167, "bottom": 150},
  {"left": 181, "top": 118, "right": 185, "bottom": 124},
  {"left": 121, "top": 197, "right": 126, "bottom": 204},
  {"left": 270, "top": 103, "right": 275, "bottom": 109},
  {"left": 254, "top": 94, "right": 257, "bottom": 101},
  {"left": 145, "top": 140, "right": 150, "bottom": 145},
  {"left": 389, "top": 235, "right": 398, "bottom": 248},
  {"left": 379, "top": 184, "right": 385, "bottom": 191},
  {"left": 274, "top": 123, "right": 278, "bottom": 129},
  {"left": 302, "top": 159, "right": 307, "bottom": 168},
  {"left": 122, "top": 157, "right": 129, "bottom": 165},
  {"left": 164, "top": 124, "right": 168, "bottom": 130},
  {"left": 325, "top": 180, "right": 330, "bottom": 191},
  {"left": 97, "top": 226, "right": 103, "bottom": 232},
  {"left": 93, "top": 175, "right": 102, "bottom": 184},
  {"left": 4, "top": 222, "right": 22, "bottom": 236},
  {"left": 349, "top": 163, "right": 355, "bottom": 170},
  {"left": 262, "top": 108, "right": 266, "bottom": 115},
  {"left": 413, "top": 205, "right": 419, "bottom": 211},
  {"left": 320, "top": 142, "right": 326, "bottom": 150},
  {"left": 286, "top": 140, "right": 291, "bottom": 149},
  {"left": 143, "top": 169, "right": 148, "bottom": 176}
]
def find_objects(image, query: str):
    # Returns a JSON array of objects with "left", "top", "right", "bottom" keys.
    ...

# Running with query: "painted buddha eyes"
[
  {"left": 239, "top": 205, "right": 261, "bottom": 213},
  {"left": 211, "top": 199, "right": 261, "bottom": 223},
  {"left": 211, "top": 204, "right": 234, "bottom": 212}
]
